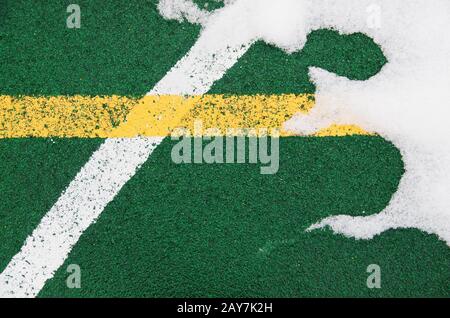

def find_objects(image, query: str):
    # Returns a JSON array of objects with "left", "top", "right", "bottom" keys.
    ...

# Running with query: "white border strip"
[{"left": 0, "top": 20, "right": 253, "bottom": 297}]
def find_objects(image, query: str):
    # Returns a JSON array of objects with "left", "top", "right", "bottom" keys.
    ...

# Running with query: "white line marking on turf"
[
  {"left": 0, "top": 0, "right": 308, "bottom": 297},
  {"left": 0, "top": 137, "right": 163, "bottom": 297},
  {"left": 0, "top": 6, "right": 255, "bottom": 298}
]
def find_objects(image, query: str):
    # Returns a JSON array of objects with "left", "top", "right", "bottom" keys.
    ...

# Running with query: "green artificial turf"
[
  {"left": 0, "top": 0, "right": 201, "bottom": 96},
  {"left": 0, "top": 0, "right": 448, "bottom": 297},
  {"left": 38, "top": 137, "right": 449, "bottom": 297},
  {"left": 0, "top": 139, "right": 103, "bottom": 272}
]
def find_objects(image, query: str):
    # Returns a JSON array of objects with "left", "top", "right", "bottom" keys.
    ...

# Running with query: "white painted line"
[
  {"left": 0, "top": 12, "right": 254, "bottom": 297},
  {"left": 0, "top": 137, "right": 163, "bottom": 297},
  {"left": 0, "top": 0, "right": 320, "bottom": 297}
]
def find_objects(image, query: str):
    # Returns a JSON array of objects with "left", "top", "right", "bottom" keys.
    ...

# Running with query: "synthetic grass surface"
[{"left": 0, "top": 0, "right": 448, "bottom": 297}]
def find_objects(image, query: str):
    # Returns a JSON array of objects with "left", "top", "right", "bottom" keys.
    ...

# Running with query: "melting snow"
[{"left": 158, "top": 0, "right": 450, "bottom": 246}]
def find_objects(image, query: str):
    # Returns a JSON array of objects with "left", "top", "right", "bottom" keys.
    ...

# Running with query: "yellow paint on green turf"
[{"left": 0, "top": 95, "right": 369, "bottom": 138}]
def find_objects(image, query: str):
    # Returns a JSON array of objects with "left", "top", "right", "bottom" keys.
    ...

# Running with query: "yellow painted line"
[{"left": 0, "top": 94, "right": 369, "bottom": 138}]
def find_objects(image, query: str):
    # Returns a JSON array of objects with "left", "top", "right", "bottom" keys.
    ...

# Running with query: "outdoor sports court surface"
[{"left": 0, "top": 0, "right": 448, "bottom": 297}]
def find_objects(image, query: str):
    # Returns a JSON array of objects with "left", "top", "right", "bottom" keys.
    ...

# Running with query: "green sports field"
[{"left": 0, "top": 0, "right": 448, "bottom": 297}]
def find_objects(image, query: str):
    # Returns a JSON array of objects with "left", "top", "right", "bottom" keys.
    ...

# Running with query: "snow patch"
[{"left": 159, "top": 0, "right": 450, "bottom": 246}]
